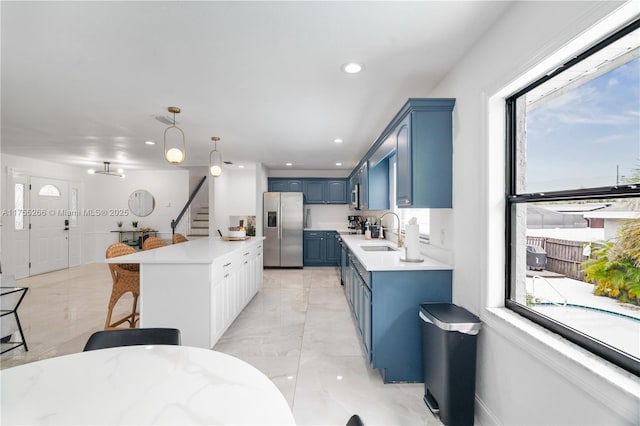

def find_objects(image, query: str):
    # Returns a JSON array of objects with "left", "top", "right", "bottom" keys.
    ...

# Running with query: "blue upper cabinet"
[
  {"left": 368, "top": 158, "right": 390, "bottom": 210},
  {"left": 326, "top": 180, "right": 347, "bottom": 204},
  {"left": 395, "top": 99, "right": 455, "bottom": 208},
  {"left": 303, "top": 179, "right": 347, "bottom": 204},
  {"left": 287, "top": 180, "right": 303, "bottom": 192},
  {"left": 268, "top": 179, "right": 302, "bottom": 193},
  {"left": 268, "top": 178, "right": 348, "bottom": 204},
  {"left": 349, "top": 98, "right": 455, "bottom": 209},
  {"left": 395, "top": 115, "right": 412, "bottom": 207},
  {"left": 303, "top": 180, "right": 325, "bottom": 203},
  {"left": 269, "top": 180, "right": 287, "bottom": 192},
  {"left": 358, "top": 163, "right": 369, "bottom": 210}
]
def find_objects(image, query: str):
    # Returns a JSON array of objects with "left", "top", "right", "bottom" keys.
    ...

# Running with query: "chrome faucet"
[{"left": 377, "top": 212, "right": 403, "bottom": 248}]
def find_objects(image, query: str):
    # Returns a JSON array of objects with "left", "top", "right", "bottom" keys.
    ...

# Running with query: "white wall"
[
  {"left": 1, "top": 154, "right": 189, "bottom": 272},
  {"left": 428, "top": 1, "right": 639, "bottom": 424},
  {"left": 83, "top": 169, "right": 189, "bottom": 262},
  {"left": 188, "top": 166, "right": 210, "bottom": 211},
  {"left": 304, "top": 204, "right": 350, "bottom": 230},
  {"left": 211, "top": 167, "right": 257, "bottom": 234}
]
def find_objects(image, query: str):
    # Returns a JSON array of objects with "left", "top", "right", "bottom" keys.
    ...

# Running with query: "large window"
[{"left": 506, "top": 19, "right": 640, "bottom": 376}]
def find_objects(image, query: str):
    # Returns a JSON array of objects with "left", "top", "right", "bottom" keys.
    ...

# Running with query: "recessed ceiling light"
[
  {"left": 238, "top": 165, "right": 245, "bottom": 169},
  {"left": 334, "top": 138, "right": 343, "bottom": 144},
  {"left": 117, "top": 168, "right": 124, "bottom": 174},
  {"left": 145, "top": 141, "right": 156, "bottom": 145},
  {"left": 342, "top": 62, "right": 363, "bottom": 74},
  {"left": 87, "top": 169, "right": 95, "bottom": 174},
  {"left": 336, "top": 162, "right": 342, "bottom": 166},
  {"left": 286, "top": 162, "right": 293, "bottom": 166}
]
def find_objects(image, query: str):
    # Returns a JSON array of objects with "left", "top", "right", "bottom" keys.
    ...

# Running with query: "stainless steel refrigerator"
[{"left": 263, "top": 192, "right": 303, "bottom": 267}]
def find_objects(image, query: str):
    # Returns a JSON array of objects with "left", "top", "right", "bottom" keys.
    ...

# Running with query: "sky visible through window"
[{"left": 525, "top": 57, "right": 640, "bottom": 193}]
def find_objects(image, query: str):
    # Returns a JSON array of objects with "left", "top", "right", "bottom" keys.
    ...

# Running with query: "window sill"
[{"left": 482, "top": 307, "right": 640, "bottom": 421}]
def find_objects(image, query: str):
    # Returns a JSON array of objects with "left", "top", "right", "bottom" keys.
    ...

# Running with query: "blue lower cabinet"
[
  {"left": 346, "top": 266, "right": 452, "bottom": 383},
  {"left": 303, "top": 231, "right": 340, "bottom": 266},
  {"left": 362, "top": 283, "right": 372, "bottom": 355},
  {"left": 340, "top": 244, "right": 349, "bottom": 285},
  {"left": 349, "top": 256, "right": 373, "bottom": 361},
  {"left": 303, "top": 231, "right": 324, "bottom": 265},
  {"left": 325, "top": 232, "right": 339, "bottom": 264}
]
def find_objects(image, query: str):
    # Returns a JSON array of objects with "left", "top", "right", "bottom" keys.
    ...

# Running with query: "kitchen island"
[
  {"left": 338, "top": 234, "right": 453, "bottom": 383},
  {"left": 105, "top": 237, "right": 264, "bottom": 348}
]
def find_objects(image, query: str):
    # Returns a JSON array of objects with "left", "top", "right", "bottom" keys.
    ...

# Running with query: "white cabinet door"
[
  {"left": 256, "top": 243, "right": 264, "bottom": 292},
  {"left": 210, "top": 241, "right": 264, "bottom": 346}
]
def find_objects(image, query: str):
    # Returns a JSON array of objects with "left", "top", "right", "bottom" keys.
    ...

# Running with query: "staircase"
[{"left": 189, "top": 204, "right": 209, "bottom": 237}]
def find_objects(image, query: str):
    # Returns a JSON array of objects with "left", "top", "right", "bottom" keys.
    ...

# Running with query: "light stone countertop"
[
  {"left": 105, "top": 236, "right": 265, "bottom": 264},
  {"left": 0, "top": 345, "right": 295, "bottom": 425},
  {"left": 339, "top": 234, "right": 453, "bottom": 272}
]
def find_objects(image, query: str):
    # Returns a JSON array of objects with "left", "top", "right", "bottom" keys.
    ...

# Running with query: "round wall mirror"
[{"left": 128, "top": 189, "right": 155, "bottom": 217}]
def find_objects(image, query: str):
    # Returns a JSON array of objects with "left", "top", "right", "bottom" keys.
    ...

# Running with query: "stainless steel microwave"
[{"left": 350, "top": 184, "right": 360, "bottom": 210}]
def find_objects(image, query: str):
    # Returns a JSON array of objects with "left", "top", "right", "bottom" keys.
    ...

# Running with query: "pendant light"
[
  {"left": 163, "top": 106, "right": 186, "bottom": 164},
  {"left": 209, "top": 137, "right": 222, "bottom": 177}
]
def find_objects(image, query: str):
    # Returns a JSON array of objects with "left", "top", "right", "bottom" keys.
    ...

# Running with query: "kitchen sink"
[{"left": 360, "top": 245, "right": 398, "bottom": 252}]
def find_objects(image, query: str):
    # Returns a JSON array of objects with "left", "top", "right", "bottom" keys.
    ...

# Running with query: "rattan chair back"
[
  {"left": 104, "top": 243, "right": 140, "bottom": 330},
  {"left": 172, "top": 233, "right": 188, "bottom": 244},
  {"left": 142, "top": 237, "right": 168, "bottom": 250}
]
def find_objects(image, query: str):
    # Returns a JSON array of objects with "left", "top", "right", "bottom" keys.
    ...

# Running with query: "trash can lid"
[{"left": 419, "top": 303, "right": 481, "bottom": 334}]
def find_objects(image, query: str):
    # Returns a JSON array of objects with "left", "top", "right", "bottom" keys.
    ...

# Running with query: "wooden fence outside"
[{"left": 527, "top": 236, "right": 588, "bottom": 281}]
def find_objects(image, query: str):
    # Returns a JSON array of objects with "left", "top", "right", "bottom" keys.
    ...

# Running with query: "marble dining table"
[{"left": 1, "top": 345, "right": 296, "bottom": 425}]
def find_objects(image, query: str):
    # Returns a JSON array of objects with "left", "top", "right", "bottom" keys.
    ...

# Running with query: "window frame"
[{"left": 505, "top": 18, "right": 640, "bottom": 377}]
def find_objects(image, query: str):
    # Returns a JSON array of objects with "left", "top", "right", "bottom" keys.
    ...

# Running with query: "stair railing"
[{"left": 171, "top": 176, "right": 207, "bottom": 235}]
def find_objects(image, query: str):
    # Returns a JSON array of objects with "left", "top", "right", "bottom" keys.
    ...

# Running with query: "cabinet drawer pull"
[
  {"left": 244, "top": 261, "right": 248, "bottom": 265},
  {"left": 223, "top": 262, "right": 231, "bottom": 267},
  {"left": 243, "top": 252, "right": 250, "bottom": 256},
  {"left": 224, "top": 273, "right": 229, "bottom": 278}
]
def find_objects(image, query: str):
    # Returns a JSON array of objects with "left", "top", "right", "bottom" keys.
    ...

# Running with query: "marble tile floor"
[{"left": 2, "top": 264, "right": 440, "bottom": 426}]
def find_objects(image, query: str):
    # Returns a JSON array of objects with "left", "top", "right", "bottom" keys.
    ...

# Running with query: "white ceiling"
[{"left": 1, "top": 1, "right": 512, "bottom": 173}]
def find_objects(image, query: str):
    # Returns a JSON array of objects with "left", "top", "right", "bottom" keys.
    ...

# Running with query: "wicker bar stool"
[
  {"left": 172, "top": 233, "right": 188, "bottom": 244},
  {"left": 142, "top": 237, "right": 168, "bottom": 250},
  {"left": 104, "top": 243, "right": 140, "bottom": 330}
]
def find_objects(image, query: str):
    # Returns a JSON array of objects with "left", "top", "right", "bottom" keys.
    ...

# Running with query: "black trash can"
[
  {"left": 420, "top": 303, "right": 481, "bottom": 426},
  {"left": 526, "top": 245, "right": 547, "bottom": 270}
]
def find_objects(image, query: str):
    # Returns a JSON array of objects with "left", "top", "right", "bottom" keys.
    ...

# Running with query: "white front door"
[{"left": 29, "top": 177, "right": 69, "bottom": 275}]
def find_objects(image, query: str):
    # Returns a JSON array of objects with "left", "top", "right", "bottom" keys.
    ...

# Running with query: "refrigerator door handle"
[{"left": 278, "top": 203, "right": 282, "bottom": 241}]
